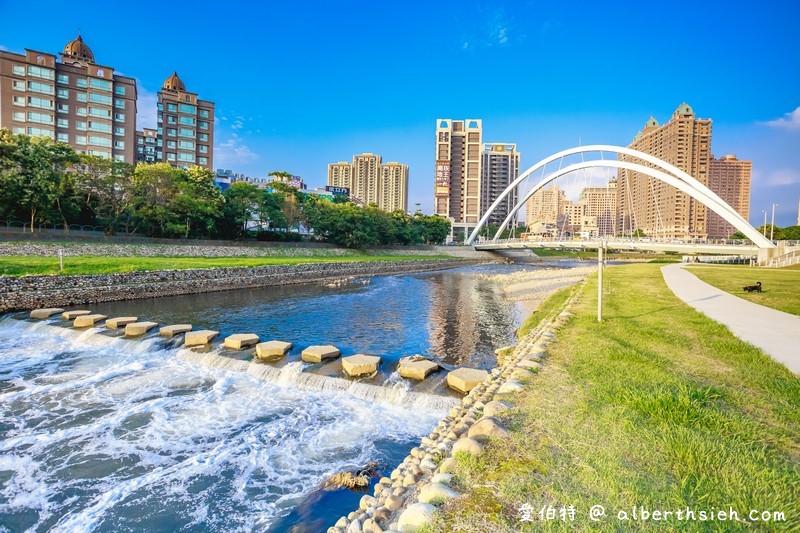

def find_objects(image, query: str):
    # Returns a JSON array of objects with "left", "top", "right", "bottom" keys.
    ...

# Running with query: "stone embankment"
[
  {"left": 0, "top": 242, "right": 496, "bottom": 260},
  {"left": 0, "top": 259, "right": 480, "bottom": 312},
  {"left": 327, "top": 282, "right": 585, "bottom": 533}
]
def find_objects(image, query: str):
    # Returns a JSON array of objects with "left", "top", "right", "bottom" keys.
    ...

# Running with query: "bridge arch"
[{"left": 466, "top": 145, "right": 774, "bottom": 248}]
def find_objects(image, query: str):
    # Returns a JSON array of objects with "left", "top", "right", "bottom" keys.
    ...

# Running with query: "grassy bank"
[
  {"left": 532, "top": 248, "right": 679, "bottom": 262},
  {"left": 686, "top": 264, "right": 800, "bottom": 316},
  {"left": 0, "top": 254, "right": 451, "bottom": 276},
  {"left": 427, "top": 264, "right": 799, "bottom": 532}
]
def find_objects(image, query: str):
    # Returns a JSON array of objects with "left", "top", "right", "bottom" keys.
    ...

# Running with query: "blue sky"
[{"left": 2, "top": 0, "right": 799, "bottom": 225}]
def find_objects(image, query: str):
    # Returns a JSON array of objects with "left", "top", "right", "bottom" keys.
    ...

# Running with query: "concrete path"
[{"left": 660, "top": 264, "right": 800, "bottom": 375}]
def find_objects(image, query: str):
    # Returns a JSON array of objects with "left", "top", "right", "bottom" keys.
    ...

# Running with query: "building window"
[
  {"left": 76, "top": 78, "right": 87, "bottom": 88},
  {"left": 157, "top": 103, "right": 163, "bottom": 111},
  {"left": 179, "top": 116, "right": 196, "bottom": 126},
  {"left": 12, "top": 80, "right": 25, "bottom": 91},
  {"left": 89, "top": 93, "right": 112, "bottom": 105},
  {"left": 27, "top": 96, "right": 53, "bottom": 109},
  {"left": 114, "top": 112, "right": 125, "bottom": 122},
  {"left": 12, "top": 65, "right": 25, "bottom": 76},
  {"left": 57, "top": 133, "right": 69, "bottom": 143},
  {"left": 27, "top": 81, "right": 54, "bottom": 95},
  {"left": 177, "top": 152, "right": 196, "bottom": 163},
  {"left": 12, "top": 111, "right": 25, "bottom": 122},
  {"left": 88, "top": 150, "right": 110, "bottom": 158},
  {"left": 199, "top": 121, "right": 209, "bottom": 130},
  {"left": 27, "top": 112, "right": 54, "bottom": 125},
  {"left": 57, "top": 118, "right": 68, "bottom": 128},
  {"left": 198, "top": 144, "right": 208, "bottom": 154},
  {"left": 167, "top": 128, "right": 176, "bottom": 136},
  {"left": 57, "top": 74, "right": 69, "bottom": 85},
  {"left": 27, "top": 127, "right": 54, "bottom": 139},
  {"left": 88, "top": 121, "right": 111, "bottom": 133},
  {"left": 167, "top": 103, "right": 177, "bottom": 112},
  {"left": 77, "top": 107, "right": 87, "bottom": 116},
  {"left": 13, "top": 96, "right": 26, "bottom": 107},
  {"left": 89, "top": 107, "right": 111, "bottom": 118},
  {"left": 115, "top": 85, "right": 125, "bottom": 96},
  {"left": 178, "top": 140, "right": 195, "bottom": 150},
  {"left": 114, "top": 140, "right": 125, "bottom": 149},
  {"left": 198, "top": 157, "right": 208, "bottom": 165},
  {"left": 76, "top": 121, "right": 87, "bottom": 130},
  {"left": 167, "top": 140, "right": 176, "bottom": 149},
  {"left": 167, "top": 152, "right": 176, "bottom": 161},
  {"left": 114, "top": 126, "right": 125, "bottom": 136},
  {"left": 178, "top": 128, "right": 195, "bottom": 138},
  {"left": 89, "top": 78, "right": 112, "bottom": 91},
  {"left": 157, "top": 127, "right": 163, "bottom": 135},
  {"left": 179, "top": 103, "right": 196, "bottom": 114},
  {"left": 156, "top": 150, "right": 162, "bottom": 159},
  {"left": 114, "top": 154, "right": 125, "bottom": 162},
  {"left": 27, "top": 65, "right": 55, "bottom": 80},
  {"left": 89, "top": 136, "right": 111, "bottom": 147},
  {"left": 57, "top": 88, "right": 69, "bottom": 99},
  {"left": 199, "top": 109, "right": 209, "bottom": 119},
  {"left": 167, "top": 115, "right": 177, "bottom": 124},
  {"left": 12, "top": 127, "right": 25, "bottom": 135},
  {"left": 198, "top": 133, "right": 208, "bottom": 142},
  {"left": 115, "top": 98, "right": 125, "bottom": 109},
  {"left": 77, "top": 93, "right": 88, "bottom": 103}
]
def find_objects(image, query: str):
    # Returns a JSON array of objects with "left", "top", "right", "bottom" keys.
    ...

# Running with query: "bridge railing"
[{"left": 474, "top": 236, "right": 777, "bottom": 247}]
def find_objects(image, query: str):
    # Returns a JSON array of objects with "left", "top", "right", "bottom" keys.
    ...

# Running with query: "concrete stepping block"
[
  {"left": 255, "top": 340, "right": 293, "bottom": 361},
  {"left": 446, "top": 367, "right": 489, "bottom": 395},
  {"left": 106, "top": 317, "right": 138, "bottom": 328},
  {"left": 398, "top": 356, "right": 439, "bottom": 380},
  {"left": 62, "top": 310, "right": 91, "bottom": 320},
  {"left": 301, "top": 345, "right": 341, "bottom": 363},
  {"left": 224, "top": 333, "right": 260, "bottom": 350},
  {"left": 125, "top": 321, "right": 159, "bottom": 336},
  {"left": 160, "top": 324, "right": 193, "bottom": 337},
  {"left": 30, "top": 308, "right": 64, "bottom": 319},
  {"left": 342, "top": 354, "right": 381, "bottom": 377},
  {"left": 184, "top": 330, "right": 219, "bottom": 346},
  {"left": 73, "top": 314, "right": 108, "bottom": 328}
]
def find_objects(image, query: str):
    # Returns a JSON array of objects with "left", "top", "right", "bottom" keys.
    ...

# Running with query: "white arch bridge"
[{"left": 466, "top": 145, "right": 775, "bottom": 254}]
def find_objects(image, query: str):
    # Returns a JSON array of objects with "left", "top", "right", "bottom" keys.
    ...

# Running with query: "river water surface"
[{"left": 0, "top": 264, "right": 546, "bottom": 531}]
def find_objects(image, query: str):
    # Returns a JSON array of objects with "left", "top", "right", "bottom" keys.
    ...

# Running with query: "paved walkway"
[{"left": 661, "top": 264, "right": 800, "bottom": 375}]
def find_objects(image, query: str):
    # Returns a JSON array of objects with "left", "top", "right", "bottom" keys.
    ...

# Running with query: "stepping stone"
[
  {"left": 224, "top": 333, "right": 260, "bottom": 350},
  {"left": 398, "top": 357, "right": 439, "bottom": 380},
  {"left": 160, "top": 324, "right": 193, "bottom": 337},
  {"left": 106, "top": 317, "right": 138, "bottom": 328},
  {"left": 125, "top": 321, "right": 159, "bottom": 336},
  {"left": 301, "top": 345, "right": 341, "bottom": 363},
  {"left": 73, "top": 314, "right": 108, "bottom": 328},
  {"left": 184, "top": 330, "right": 219, "bottom": 346},
  {"left": 30, "top": 308, "right": 64, "bottom": 319},
  {"left": 255, "top": 340, "right": 293, "bottom": 361},
  {"left": 62, "top": 310, "right": 91, "bottom": 320},
  {"left": 342, "top": 354, "right": 381, "bottom": 377},
  {"left": 446, "top": 367, "right": 489, "bottom": 395}
]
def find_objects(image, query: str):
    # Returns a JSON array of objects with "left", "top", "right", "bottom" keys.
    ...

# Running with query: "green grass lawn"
[
  {"left": 532, "top": 248, "right": 679, "bottom": 262},
  {"left": 427, "top": 264, "right": 799, "bottom": 532},
  {"left": 0, "top": 254, "right": 451, "bottom": 276},
  {"left": 686, "top": 264, "right": 800, "bottom": 316}
]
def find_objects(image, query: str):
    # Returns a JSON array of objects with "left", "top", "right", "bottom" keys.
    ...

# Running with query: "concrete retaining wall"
[{"left": 0, "top": 259, "right": 481, "bottom": 312}]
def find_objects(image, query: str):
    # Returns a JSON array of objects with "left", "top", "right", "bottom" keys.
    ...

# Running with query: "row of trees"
[{"left": 0, "top": 130, "right": 451, "bottom": 245}]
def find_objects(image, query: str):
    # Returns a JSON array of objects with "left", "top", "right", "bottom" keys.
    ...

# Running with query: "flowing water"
[{"left": 0, "top": 264, "right": 543, "bottom": 531}]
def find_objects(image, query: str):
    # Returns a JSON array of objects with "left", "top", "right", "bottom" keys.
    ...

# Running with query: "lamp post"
[
  {"left": 770, "top": 203, "right": 778, "bottom": 241},
  {"left": 762, "top": 210, "right": 767, "bottom": 237}
]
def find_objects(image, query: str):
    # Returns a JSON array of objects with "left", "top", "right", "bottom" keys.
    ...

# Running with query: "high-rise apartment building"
[
  {"left": 0, "top": 35, "right": 138, "bottom": 163},
  {"left": 707, "top": 155, "right": 751, "bottom": 238},
  {"left": 617, "top": 103, "right": 712, "bottom": 238},
  {"left": 135, "top": 128, "right": 158, "bottom": 163},
  {"left": 154, "top": 72, "right": 214, "bottom": 170},
  {"left": 480, "top": 143, "right": 520, "bottom": 228},
  {"left": 434, "top": 119, "right": 482, "bottom": 237},
  {"left": 326, "top": 153, "right": 408, "bottom": 211},
  {"left": 525, "top": 184, "right": 568, "bottom": 227},
  {"left": 580, "top": 181, "right": 618, "bottom": 236},
  {"left": 380, "top": 162, "right": 409, "bottom": 212}
]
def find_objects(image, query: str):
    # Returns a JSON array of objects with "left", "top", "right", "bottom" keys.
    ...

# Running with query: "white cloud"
[
  {"left": 765, "top": 168, "right": 800, "bottom": 186},
  {"left": 231, "top": 119, "right": 244, "bottom": 130},
  {"left": 497, "top": 26, "right": 508, "bottom": 44},
  {"left": 764, "top": 106, "right": 800, "bottom": 129},
  {"left": 0, "top": 45, "right": 7, "bottom": 51},
  {"left": 136, "top": 80, "right": 158, "bottom": 130},
  {"left": 214, "top": 133, "right": 259, "bottom": 169}
]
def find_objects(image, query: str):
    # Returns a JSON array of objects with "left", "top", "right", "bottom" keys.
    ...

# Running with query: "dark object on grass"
[
  {"left": 743, "top": 282, "right": 762, "bottom": 293},
  {"left": 320, "top": 461, "right": 381, "bottom": 491}
]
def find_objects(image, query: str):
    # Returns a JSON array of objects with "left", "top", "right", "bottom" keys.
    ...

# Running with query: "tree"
[
  {"left": 169, "top": 166, "right": 224, "bottom": 237},
  {"left": 72, "top": 155, "right": 135, "bottom": 234},
  {"left": 129, "top": 163, "right": 181, "bottom": 236},
  {"left": 220, "top": 182, "right": 262, "bottom": 238}
]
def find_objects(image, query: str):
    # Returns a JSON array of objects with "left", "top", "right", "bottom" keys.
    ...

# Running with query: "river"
[{"left": 0, "top": 263, "right": 558, "bottom": 531}]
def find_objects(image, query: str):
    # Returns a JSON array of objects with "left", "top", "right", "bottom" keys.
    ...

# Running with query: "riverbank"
[
  {"left": 0, "top": 258, "right": 485, "bottom": 312},
  {"left": 420, "top": 264, "right": 800, "bottom": 531}
]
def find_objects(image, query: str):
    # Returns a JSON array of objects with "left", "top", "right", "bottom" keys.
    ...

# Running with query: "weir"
[{"left": 5, "top": 316, "right": 459, "bottom": 411}]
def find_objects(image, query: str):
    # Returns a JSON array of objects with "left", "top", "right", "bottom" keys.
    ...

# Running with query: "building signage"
[
  {"left": 435, "top": 161, "right": 450, "bottom": 197},
  {"left": 325, "top": 185, "right": 350, "bottom": 196}
]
